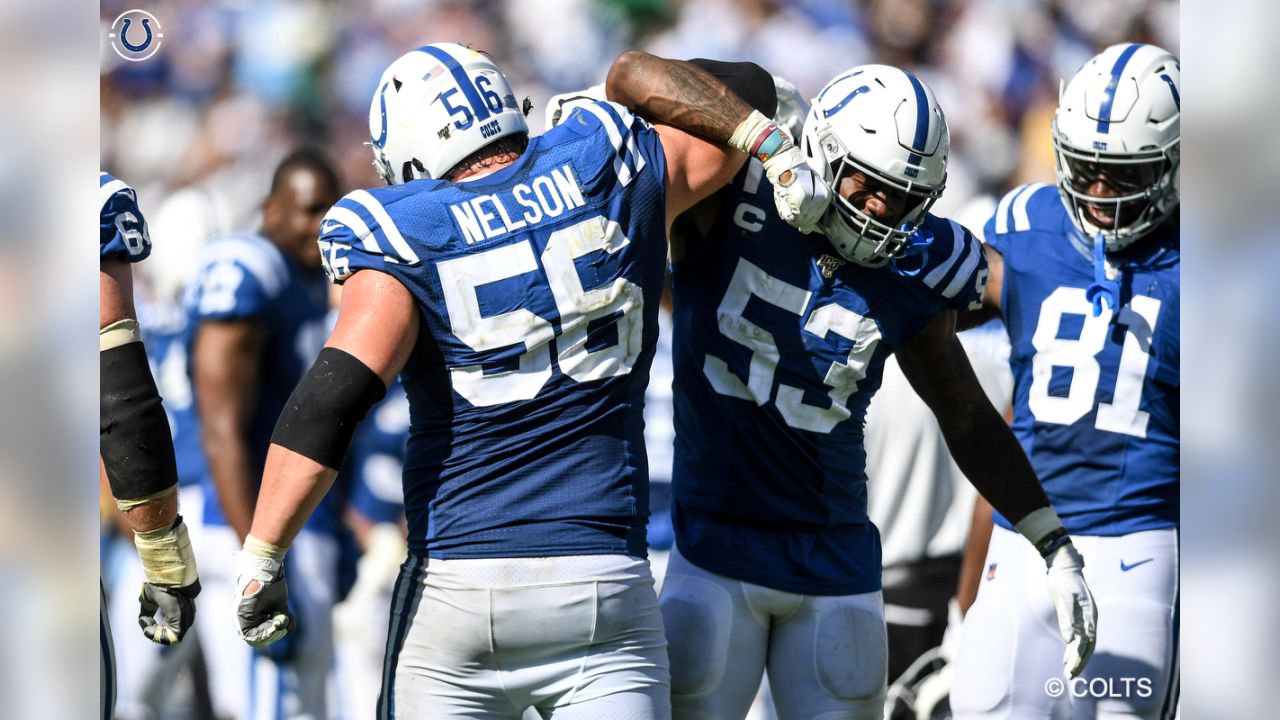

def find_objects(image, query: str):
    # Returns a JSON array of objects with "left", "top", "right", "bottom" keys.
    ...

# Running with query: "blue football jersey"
[
  {"left": 986, "top": 184, "right": 1179, "bottom": 536},
  {"left": 136, "top": 299, "right": 207, "bottom": 488},
  {"left": 346, "top": 379, "right": 409, "bottom": 525},
  {"left": 183, "top": 234, "right": 339, "bottom": 533},
  {"left": 100, "top": 172, "right": 151, "bottom": 262},
  {"left": 318, "top": 101, "right": 668, "bottom": 559},
  {"left": 670, "top": 160, "right": 988, "bottom": 595}
]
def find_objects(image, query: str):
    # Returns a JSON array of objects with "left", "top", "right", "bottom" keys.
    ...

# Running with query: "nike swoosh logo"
[
  {"left": 320, "top": 221, "right": 342, "bottom": 236},
  {"left": 1120, "top": 558, "right": 1154, "bottom": 572}
]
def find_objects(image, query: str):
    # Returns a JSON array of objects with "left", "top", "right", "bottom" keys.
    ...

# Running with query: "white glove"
[
  {"left": 545, "top": 84, "right": 606, "bottom": 129},
  {"left": 1045, "top": 542, "right": 1098, "bottom": 677},
  {"left": 729, "top": 110, "right": 830, "bottom": 232},
  {"left": 233, "top": 537, "right": 293, "bottom": 648}
]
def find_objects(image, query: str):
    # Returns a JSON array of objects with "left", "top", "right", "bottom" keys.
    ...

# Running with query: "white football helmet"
[
  {"left": 801, "top": 65, "right": 948, "bottom": 267},
  {"left": 369, "top": 43, "right": 529, "bottom": 184},
  {"left": 1052, "top": 43, "right": 1180, "bottom": 251}
]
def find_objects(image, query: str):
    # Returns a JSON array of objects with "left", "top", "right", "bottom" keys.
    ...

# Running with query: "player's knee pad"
[
  {"left": 659, "top": 574, "right": 734, "bottom": 695},
  {"left": 950, "top": 601, "right": 1021, "bottom": 714},
  {"left": 812, "top": 599, "right": 887, "bottom": 703}
]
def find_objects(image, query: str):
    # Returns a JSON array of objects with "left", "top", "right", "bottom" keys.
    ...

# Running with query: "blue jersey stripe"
[
  {"left": 415, "top": 45, "right": 491, "bottom": 123},
  {"left": 596, "top": 101, "right": 641, "bottom": 179},
  {"left": 1097, "top": 43, "right": 1142, "bottom": 134}
]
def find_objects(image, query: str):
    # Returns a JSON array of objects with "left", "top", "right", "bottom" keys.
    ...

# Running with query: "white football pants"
[
  {"left": 659, "top": 547, "right": 887, "bottom": 720},
  {"left": 951, "top": 525, "right": 1178, "bottom": 720},
  {"left": 379, "top": 554, "right": 670, "bottom": 719}
]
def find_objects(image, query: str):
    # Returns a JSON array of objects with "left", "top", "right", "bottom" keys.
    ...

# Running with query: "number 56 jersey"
[
  {"left": 670, "top": 160, "right": 988, "bottom": 596},
  {"left": 318, "top": 101, "right": 667, "bottom": 560},
  {"left": 986, "top": 184, "right": 1179, "bottom": 537}
]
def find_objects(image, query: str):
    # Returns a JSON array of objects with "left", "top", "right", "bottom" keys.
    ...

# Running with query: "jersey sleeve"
[
  {"left": 917, "top": 216, "right": 988, "bottom": 311},
  {"left": 318, "top": 189, "right": 423, "bottom": 285},
  {"left": 983, "top": 183, "right": 1052, "bottom": 258},
  {"left": 186, "top": 239, "right": 287, "bottom": 321},
  {"left": 557, "top": 100, "right": 666, "bottom": 201},
  {"left": 99, "top": 173, "right": 152, "bottom": 262}
]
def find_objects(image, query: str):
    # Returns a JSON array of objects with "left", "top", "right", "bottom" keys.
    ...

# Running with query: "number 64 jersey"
[
  {"left": 318, "top": 101, "right": 667, "bottom": 561},
  {"left": 986, "top": 184, "right": 1179, "bottom": 537}
]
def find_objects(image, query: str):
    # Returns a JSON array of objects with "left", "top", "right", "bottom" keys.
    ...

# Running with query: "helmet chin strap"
[{"left": 1084, "top": 231, "right": 1119, "bottom": 317}]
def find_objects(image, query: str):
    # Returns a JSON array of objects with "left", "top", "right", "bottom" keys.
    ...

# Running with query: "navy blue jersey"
[
  {"left": 100, "top": 172, "right": 151, "bottom": 262},
  {"left": 136, "top": 300, "right": 207, "bottom": 488},
  {"left": 670, "top": 160, "right": 987, "bottom": 595},
  {"left": 183, "top": 234, "right": 340, "bottom": 534},
  {"left": 318, "top": 101, "right": 668, "bottom": 559},
  {"left": 986, "top": 184, "right": 1179, "bottom": 536},
  {"left": 346, "top": 379, "right": 409, "bottom": 525}
]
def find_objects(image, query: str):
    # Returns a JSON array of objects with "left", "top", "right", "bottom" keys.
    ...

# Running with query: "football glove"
[
  {"left": 1045, "top": 541, "right": 1098, "bottom": 678},
  {"left": 233, "top": 536, "right": 293, "bottom": 648},
  {"left": 729, "top": 110, "right": 830, "bottom": 232},
  {"left": 133, "top": 516, "right": 200, "bottom": 645}
]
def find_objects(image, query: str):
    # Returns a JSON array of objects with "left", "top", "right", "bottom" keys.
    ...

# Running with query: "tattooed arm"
[{"left": 606, "top": 50, "right": 830, "bottom": 231}]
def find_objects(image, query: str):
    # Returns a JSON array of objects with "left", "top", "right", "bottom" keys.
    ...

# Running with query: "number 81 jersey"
[
  {"left": 318, "top": 101, "right": 667, "bottom": 560},
  {"left": 987, "top": 184, "right": 1179, "bottom": 536}
]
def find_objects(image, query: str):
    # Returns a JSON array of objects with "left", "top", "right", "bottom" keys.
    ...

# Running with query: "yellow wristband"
[{"left": 244, "top": 534, "right": 288, "bottom": 560}]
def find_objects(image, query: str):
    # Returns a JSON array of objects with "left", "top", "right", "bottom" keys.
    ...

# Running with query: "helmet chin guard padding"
[
  {"left": 369, "top": 43, "right": 529, "bottom": 185},
  {"left": 801, "top": 64, "right": 948, "bottom": 267},
  {"left": 1052, "top": 43, "right": 1180, "bottom": 252}
]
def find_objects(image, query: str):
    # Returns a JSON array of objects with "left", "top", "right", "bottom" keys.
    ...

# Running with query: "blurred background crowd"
[
  {"left": 99, "top": 1, "right": 1179, "bottom": 719},
  {"left": 102, "top": 0, "right": 1177, "bottom": 302}
]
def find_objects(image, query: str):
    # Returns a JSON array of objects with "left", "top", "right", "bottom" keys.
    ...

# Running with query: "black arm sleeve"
[
  {"left": 686, "top": 58, "right": 777, "bottom": 118},
  {"left": 270, "top": 347, "right": 387, "bottom": 470},
  {"left": 101, "top": 341, "right": 179, "bottom": 500}
]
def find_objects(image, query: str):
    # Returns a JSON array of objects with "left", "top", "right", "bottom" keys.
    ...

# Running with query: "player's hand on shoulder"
[
  {"left": 1044, "top": 540, "right": 1098, "bottom": 677},
  {"left": 233, "top": 538, "right": 294, "bottom": 648}
]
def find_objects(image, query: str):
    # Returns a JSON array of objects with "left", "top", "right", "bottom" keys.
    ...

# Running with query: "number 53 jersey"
[
  {"left": 670, "top": 160, "right": 987, "bottom": 596},
  {"left": 986, "top": 184, "right": 1179, "bottom": 537},
  {"left": 318, "top": 101, "right": 667, "bottom": 560}
]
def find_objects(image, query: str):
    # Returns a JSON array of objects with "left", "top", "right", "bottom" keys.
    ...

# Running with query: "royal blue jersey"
[
  {"left": 183, "top": 234, "right": 340, "bottom": 534},
  {"left": 100, "top": 172, "right": 151, "bottom": 262},
  {"left": 318, "top": 101, "right": 667, "bottom": 559},
  {"left": 670, "top": 160, "right": 988, "bottom": 595},
  {"left": 346, "top": 379, "right": 409, "bottom": 525},
  {"left": 986, "top": 184, "right": 1179, "bottom": 536},
  {"left": 136, "top": 300, "right": 207, "bottom": 488}
]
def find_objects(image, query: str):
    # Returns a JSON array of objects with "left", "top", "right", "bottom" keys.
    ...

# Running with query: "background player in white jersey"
[
  {"left": 100, "top": 172, "right": 202, "bottom": 719},
  {"left": 607, "top": 57, "right": 1099, "bottom": 719},
  {"left": 230, "top": 43, "right": 826, "bottom": 719},
  {"left": 185, "top": 151, "right": 344, "bottom": 719},
  {"left": 951, "top": 43, "right": 1180, "bottom": 720}
]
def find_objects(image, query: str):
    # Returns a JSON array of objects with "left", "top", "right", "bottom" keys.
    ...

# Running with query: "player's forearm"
[
  {"left": 939, "top": 403, "right": 1051, "bottom": 528},
  {"left": 121, "top": 492, "right": 179, "bottom": 534},
  {"left": 203, "top": 428, "right": 258, "bottom": 541},
  {"left": 248, "top": 444, "right": 338, "bottom": 549},
  {"left": 605, "top": 51, "right": 754, "bottom": 143},
  {"left": 957, "top": 494, "right": 994, "bottom": 616}
]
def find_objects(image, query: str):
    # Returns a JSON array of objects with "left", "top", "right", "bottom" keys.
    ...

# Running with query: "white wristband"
[{"left": 1014, "top": 506, "right": 1066, "bottom": 547}]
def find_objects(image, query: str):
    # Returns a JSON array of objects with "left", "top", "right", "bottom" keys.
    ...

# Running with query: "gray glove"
[
  {"left": 233, "top": 549, "right": 293, "bottom": 648},
  {"left": 138, "top": 579, "right": 200, "bottom": 645}
]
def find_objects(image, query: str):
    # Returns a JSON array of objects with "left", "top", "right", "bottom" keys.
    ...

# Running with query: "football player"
[
  {"left": 184, "top": 150, "right": 343, "bottom": 719},
  {"left": 100, "top": 172, "right": 202, "bottom": 720},
  {"left": 605, "top": 56, "right": 1099, "bottom": 718},
  {"left": 230, "top": 43, "right": 825, "bottom": 719},
  {"left": 950, "top": 43, "right": 1180, "bottom": 720}
]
